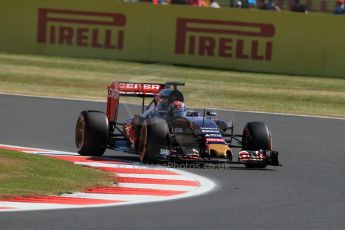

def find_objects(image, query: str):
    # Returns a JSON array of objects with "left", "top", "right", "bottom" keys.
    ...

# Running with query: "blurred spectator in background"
[
  {"left": 334, "top": 0, "right": 345, "bottom": 15},
  {"left": 235, "top": 0, "right": 242, "bottom": 8},
  {"left": 186, "top": 0, "right": 199, "bottom": 6},
  {"left": 170, "top": 0, "right": 188, "bottom": 5},
  {"left": 247, "top": 0, "right": 256, "bottom": 8},
  {"left": 235, "top": 0, "right": 243, "bottom": 8},
  {"left": 258, "top": 0, "right": 280, "bottom": 11},
  {"left": 210, "top": 0, "right": 220, "bottom": 8},
  {"left": 291, "top": 0, "right": 308, "bottom": 13},
  {"left": 230, "top": 0, "right": 242, "bottom": 8}
]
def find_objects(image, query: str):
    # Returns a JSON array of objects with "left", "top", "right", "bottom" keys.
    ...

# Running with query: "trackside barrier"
[{"left": 0, "top": 0, "right": 344, "bottom": 78}]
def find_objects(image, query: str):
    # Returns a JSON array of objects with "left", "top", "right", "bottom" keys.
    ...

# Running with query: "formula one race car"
[{"left": 75, "top": 82, "right": 280, "bottom": 168}]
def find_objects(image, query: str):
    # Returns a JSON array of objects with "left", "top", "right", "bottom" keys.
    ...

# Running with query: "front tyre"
[
  {"left": 75, "top": 111, "right": 109, "bottom": 156},
  {"left": 242, "top": 122, "right": 272, "bottom": 168},
  {"left": 138, "top": 117, "right": 169, "bottom": 164}
]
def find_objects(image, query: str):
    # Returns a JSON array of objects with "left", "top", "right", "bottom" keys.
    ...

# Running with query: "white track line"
[
  {"left": 0, "top": 202, "right": 79, "bottom": 211},
  {"left": 75, "top": 162, "right": 163, "bottom": 169},
  {"left": 116, "top": 173, "right": 196, "bottom": 180},
  {"left": 117, "top": 183, "right": 197, "bottom": 192},
  {"left": 62, "top": 193, "right": 164, "bottom": 203}
]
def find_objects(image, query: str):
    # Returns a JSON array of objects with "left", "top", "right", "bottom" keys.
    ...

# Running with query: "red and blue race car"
[{"left": 75, "top": 82, "right": 280, "bottom": 168}]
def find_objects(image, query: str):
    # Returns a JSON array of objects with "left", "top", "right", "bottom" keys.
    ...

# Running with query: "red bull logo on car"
[
  {"left": 37, "top": 8, "right": 126, "bottom": 50},
  {"left": 175, "top": 18, "right": 275, "bottom": 61}
]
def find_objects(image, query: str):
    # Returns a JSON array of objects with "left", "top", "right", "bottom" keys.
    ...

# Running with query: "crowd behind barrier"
[{"left": 131, "top": 0, "right": 345, "bottom": 14}]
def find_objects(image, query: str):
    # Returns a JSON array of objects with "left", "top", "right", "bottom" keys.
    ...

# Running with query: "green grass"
[
  {"left": 0, "top": 53, "right": 344, "bottom": 118},
  {"left": 0, "top": 149, "right": 114, "bottom": 198}
]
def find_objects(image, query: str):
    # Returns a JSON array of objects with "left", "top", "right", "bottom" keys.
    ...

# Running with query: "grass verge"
[
  {"left": 0, "top": 53, "right": 344, "bottom": 118},
  {"left": 0, "top": 149, "right": 114, "bottom": 198}
]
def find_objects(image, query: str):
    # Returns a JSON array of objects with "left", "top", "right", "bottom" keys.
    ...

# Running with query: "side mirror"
[{"left": 206, "top": 111, "right": 217, "bottom": 117}]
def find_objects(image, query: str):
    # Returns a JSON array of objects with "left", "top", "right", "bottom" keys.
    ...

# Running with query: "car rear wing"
[{"left": 106, "top": 82, "right": 166, "bottom": 123}]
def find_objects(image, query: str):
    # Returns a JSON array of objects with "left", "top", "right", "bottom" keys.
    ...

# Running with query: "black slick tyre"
[
  {"left": 138, "top": 117, "right": 169, "bottom": 163},
  {"left": 75, "top": 111, "right": 109, "bottom": 156},
  {"left": 242, "top": 122, "right": 272, "bottom": 168}
]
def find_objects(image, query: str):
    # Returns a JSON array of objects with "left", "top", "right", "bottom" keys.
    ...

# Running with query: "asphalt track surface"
[{"left": 0, "top": 94, "right": 345, "bottom": 230}]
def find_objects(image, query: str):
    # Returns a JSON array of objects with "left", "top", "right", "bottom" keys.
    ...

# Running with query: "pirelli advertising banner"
[
  {"left": 0, "top": 0, "right": 344, "bottom": 77},
  {"left": 0, "top": 1, "right": 153, "bottom": 60}
]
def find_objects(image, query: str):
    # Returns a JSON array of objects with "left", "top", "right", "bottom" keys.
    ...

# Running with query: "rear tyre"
[
  {"left": 242, "top": 122, "right": 272, "bottom": 168},
  {"left": 138, "top": 117, "right": 169, "bottom": 164},
  {"left": 75, "top": 111, "right": 109, "bottom": 156}
]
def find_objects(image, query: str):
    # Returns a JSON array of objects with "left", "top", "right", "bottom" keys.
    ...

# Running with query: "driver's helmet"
[
  {"left": 155, "top": 88, "right": 172, "bottom": 105},
  {"left": 169, "top": 101, "right": 186, "bottom": 114},
  {"left": 156, "top": 98, "right": 169, "bottom": 111},
  {"left": 155, "top": 88, "right": 184, "bottom": 105}
]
